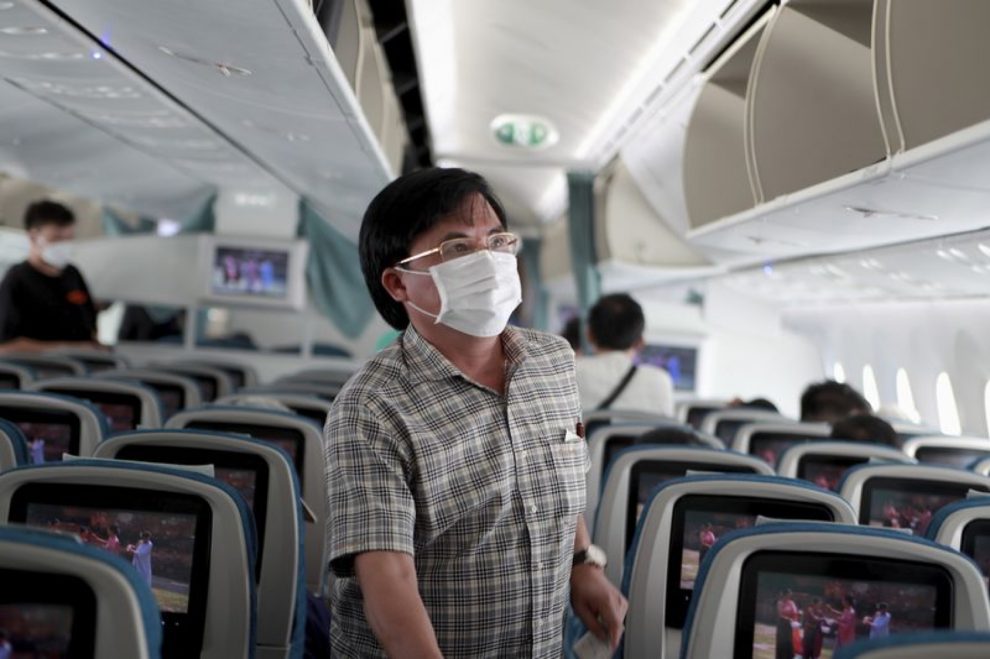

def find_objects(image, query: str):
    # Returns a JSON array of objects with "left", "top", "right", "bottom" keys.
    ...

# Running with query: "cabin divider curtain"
[
  {"left": 566, "top": 171, "right": 601, "bottom": 351},
  {"left": 101, "top": 193, "right": 217, "bottom": 236},
  {"left": 521, "top": 237, "right": 550, "bottom": 332},
  {"left": 297, "top": 200, "right": 376, "bottom": 339}
]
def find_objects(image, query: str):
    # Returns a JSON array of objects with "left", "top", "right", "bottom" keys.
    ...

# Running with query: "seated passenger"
[
  {"left": 830, "top": 413, "right": 899, "bottom": 447},
  {"left": 728, "top": 397, "right": 779, "bottom": 413},
  {"left": 0, "top": 201, "right": 101, "bottom": 353},
  {"left": 800, "top": 380, "right": 870, "bottom": 423},
  {"left": 574, "top": 294, "right": 675, "bottom": 415}
]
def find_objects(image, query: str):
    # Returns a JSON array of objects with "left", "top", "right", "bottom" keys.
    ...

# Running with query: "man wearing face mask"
[
  {"left": 325, "top": 168, "right": 627, "bottom": 658},
  {"left": 0, "top": 200, "right": 99, "bottom": 351}
]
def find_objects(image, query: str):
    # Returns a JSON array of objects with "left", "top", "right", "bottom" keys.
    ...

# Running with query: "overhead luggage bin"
[
  {"left": 746, "top": 0, "right": 885, "bottom": 203},
  {"left": 681, "top": 2, "right": 990, "bottom": 261},
  {"left": 879, "top": 0, "right": 990, "bottom": 152},
  {"left": 683, "top": 9, "right": 774, "bottom": 230}
]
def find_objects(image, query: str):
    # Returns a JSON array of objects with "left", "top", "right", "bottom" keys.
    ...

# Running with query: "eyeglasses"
[{"left": 396, "top": 232, "right": 521, "bottom": 267}]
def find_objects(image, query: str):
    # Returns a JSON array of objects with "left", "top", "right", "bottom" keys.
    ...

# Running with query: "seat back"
[
  {"left": 901, "top": 436, "right": 990, "bottom": 470},
  {"left": 732, "top": 421, "right": 832, "bottom": 468},
  {"left": 217, "top": 393, "right": 330, "bottom": 428},
  {"left": 170, "top": 359, "right": 259, "bottom": 390},
  {"left": 278, "top": 367, "right": 356, "bottom": 387},
  {"left": 0, "top": 525, "right": 162, "bottom": 659},
  {"left": 582, "top": 410, "right": 677, "bottom": 445},
  {"left": 98, "top": 369, "right": 203, "bottom": 420},
  {"left": 832, "top": 631, "right": 990, "bottom": 658},
  {"left": 675, "top": 399, "right": 727, "bottom": 430},
  {"left": 147, "top": 364, "right": 234, "bottom": 402},
  {"left": 0, "top": 419, "right": 28, "bottom": 472},
  {"left": 95, "top": 430, "right": 304, "bottom": 659},
  {"left": 252, "top": 380, "right": 341, "bottom": 401},
  {"left": 586, "top": 423, "right": 722, "bottom": 530},
  {"left": 623, "top": 475, "right": 857, "bottom": 658},
  {"left": 700, "top": 408, "right": 784, "bottom": 445},
  {"left": 776, "top": 440, "right": 916, "bottom": 490},
  {"left": 0, "top": 460, "right": 256, "bottom": 659},
  {"left": 681, "top": 521, "right": 990, "bottom": 658},
  {"left": 839, "top": 463, "right": 990, "bottom": 530},
  {"left": 30, "top": 377, "right": 162, "bottom": 431},
  {"left": 166, "top": 406, "right": 327, "bottom": 594},
  {"left": 1, "top": 354, "right": 87, "bottom": 379},
  {"left": 972, "top": 456, "right": 990, "bottom": 477},
  {"left": 54, "top": 349, "right": 131, "bottom": 373},
  {"left": 592, "top": 445, "right": 774, "bottom": 586},
  {"left": 926, "top": 495, "right": 990, "bottom": 585},
  {"left": 0, "top": 360, "right": 34, "bottom": 389},
  {"left": 0, "top": 391, "right": 108, "bottom": 462}
]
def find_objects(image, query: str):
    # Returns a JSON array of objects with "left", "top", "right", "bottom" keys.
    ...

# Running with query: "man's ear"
[
  {"left": 632, "top": 336, "right": 645, "bottom": 351},
  {"left": 381, "top": 268, "right": 408, "bottom": 303}
]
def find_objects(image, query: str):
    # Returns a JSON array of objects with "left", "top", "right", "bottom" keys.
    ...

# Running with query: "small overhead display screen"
[
  {"left": 637, "top": 344, "right": 698, "bottom": 392},
  {"left": 212, "top": 246, "right": 290, "bottom": 300}
]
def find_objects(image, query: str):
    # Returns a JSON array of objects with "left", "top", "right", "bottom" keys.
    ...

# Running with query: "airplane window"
[
  {"left": 862, "top": 364, "right": 881, "bottom": 411},
  {"left": 895, "top": 368, "right": 922, "bottom": 424},
  {"left": 935, "top": 372, "right": 961, "bottom": 436},
  {"left": 984, "top": 381, "right": 990, "bottom": 438},
  {"left": 832, "top": 362, "right": 846, "bottom": 383}
]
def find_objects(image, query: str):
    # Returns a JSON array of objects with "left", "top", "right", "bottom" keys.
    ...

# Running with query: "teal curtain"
[
  {"left": 101, "top": 209, "right": 157, "bottom": 236},
  {"left": 521, "top": 237, "right": 550, "bottom": 331},
  {"left": 101, "top": 193, "right": 216, "bottom": 236},
  {"left": 567, "top": 171, "right": 601, "bottom": 351},
  {"left": 297, "top": 200, "right": 375, "bottom": 339}
]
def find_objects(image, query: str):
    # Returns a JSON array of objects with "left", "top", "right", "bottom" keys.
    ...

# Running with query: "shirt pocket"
[{"left": 547, "top": 429, "right": 589, "bottom": 519}]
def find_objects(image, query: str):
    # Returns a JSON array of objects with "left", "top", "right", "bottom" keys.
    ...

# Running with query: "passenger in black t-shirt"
[{"left": 0, "top": 200, "right": 100, "bottom": 352}]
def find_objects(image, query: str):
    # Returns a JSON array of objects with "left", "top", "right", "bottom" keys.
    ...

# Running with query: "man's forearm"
[{"left": 356, "top": 551, "right": 443, "bottom": 659}]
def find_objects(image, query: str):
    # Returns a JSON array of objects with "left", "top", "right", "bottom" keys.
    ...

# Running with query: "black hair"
[
  {"left": 831, "top": 414, "right": 899, "bottom": 447},
  {"left": 800, "top": 380, "right": 871, "bottom": 423},
  {"left": 740, "top": 397, "right": 778, "bottom": 413},
  {"left": 878, "top": 602, "right": 888, "bottom": 611},
  {"left": 587, "top": 293, "right": 645, "bottom": 351},
  {"left": 24, "top": 200, "right": 75, "bottom": 231},
  {"left": 358, "top": 167, "right": 508, "bottom": 330},
  {"left": 561, "top": 317, "right": 581, "bottom": 352}
]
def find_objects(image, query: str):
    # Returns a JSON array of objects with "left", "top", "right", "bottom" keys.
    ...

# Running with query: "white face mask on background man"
[
  {"left": 398, "top": 250, "right": 522, "bottom": 338},
  {"left": 39, "top": 239, "right": 73, "bottom": 270}
]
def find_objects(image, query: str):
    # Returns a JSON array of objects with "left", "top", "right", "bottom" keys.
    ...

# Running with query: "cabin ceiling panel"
[
  {"left": 0, "top": 0, "right": 297, "bottom": 220},
  {"left": 408, "top": 0, "right": 748, "bottom": 228},
  {"left": 51, "top": 0, "right": 394, "bottom": 238}
]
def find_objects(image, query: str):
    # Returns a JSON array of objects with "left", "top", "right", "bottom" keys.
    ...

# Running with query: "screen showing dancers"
[{"left": 212, "top": 246, "right": 290, "bottom": 299}]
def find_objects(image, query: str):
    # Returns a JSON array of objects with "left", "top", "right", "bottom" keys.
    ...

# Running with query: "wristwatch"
[{"left": 573, "top": 544, "right": 608, "bottom": 569}]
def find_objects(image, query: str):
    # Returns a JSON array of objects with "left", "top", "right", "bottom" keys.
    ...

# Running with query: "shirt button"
[{"left": 529, "top": 504, "right": 538, "bottom": 514}]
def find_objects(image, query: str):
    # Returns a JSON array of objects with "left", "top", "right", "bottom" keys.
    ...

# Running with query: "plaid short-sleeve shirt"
[{"left": 324, "top": 325, "right": 588, "bottom": 657}]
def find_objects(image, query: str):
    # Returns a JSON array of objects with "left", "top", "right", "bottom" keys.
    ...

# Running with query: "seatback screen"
[
  {"left": 0, "top": 408, "right": 80, "bottom": 464},
  {"left": 45, "top": 389, "right": 141, "bottom": 433},
  {"left": 10, "top": 484, "right": 213, "bottom": 659},
  {"left": 116, "top": 444, "right": 270, "bottom": 581},
  {"left": 749, "top": 433, "right": 827, "bottom": 469},
  {"left": 186, "top": 421, "right": 304, "bottom": 482},
  {"left": 797, "top": 455, "right": 868, "bottom": 491},
  {"left": 734, "top": 552, "right": 952, "bottom": 658},
  {"left": 960, "top": 520, "right": 990, "bottom": 592},
  {"left": 915, "top": 446, "right": 990, "bottom": 470},
  {"left": 0, "top": 568, "right": 96, "bottom": 659},
  {"left": 626, "top": 460, "right": 756, "bottom": 549},
  {"left": 665, "top": 496, "right": 835, "bottom": 628},
  {"left": 861, "top": 477, "right": 989, "bottom": 533}
]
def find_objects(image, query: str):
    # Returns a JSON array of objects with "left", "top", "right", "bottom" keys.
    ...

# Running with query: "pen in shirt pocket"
[{"left": 576, "top": 422, "right": 585, "bottom": 440}]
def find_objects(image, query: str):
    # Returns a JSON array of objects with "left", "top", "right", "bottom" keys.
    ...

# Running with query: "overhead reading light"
[
  {"left": 0, "top": 26, "right": 48, "bottom": 35},
  {"left": 843, "top": 206, "right": 939, "bottom": 222},
  {"left": 158, "top": 45, "right": 251, "bottom": 77},
  {"left": 490, "top": 114, "right": 559, "bottom": 150}
]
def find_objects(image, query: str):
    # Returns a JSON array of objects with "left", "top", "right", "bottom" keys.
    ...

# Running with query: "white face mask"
[
  {"left": 40, "top": 240, "right": 73, "bottom": 270},
  {"left": 399, "top": 250, "right": 522, "bottom": 337}
]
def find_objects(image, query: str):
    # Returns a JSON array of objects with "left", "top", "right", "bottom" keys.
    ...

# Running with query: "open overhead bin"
[
  {"left": 677, "top": 0, "right": 990, "bottom": 260},
  {"left": 746, "top": 0, "right": 885, "bottom": 202},
  {"left": 683, "top": 9, "right": 774, "bottom": 230}
]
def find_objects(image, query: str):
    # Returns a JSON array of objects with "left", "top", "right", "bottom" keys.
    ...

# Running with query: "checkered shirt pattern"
[{"left": 324, "top": 325, "right": 588, "bottom": 657}]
